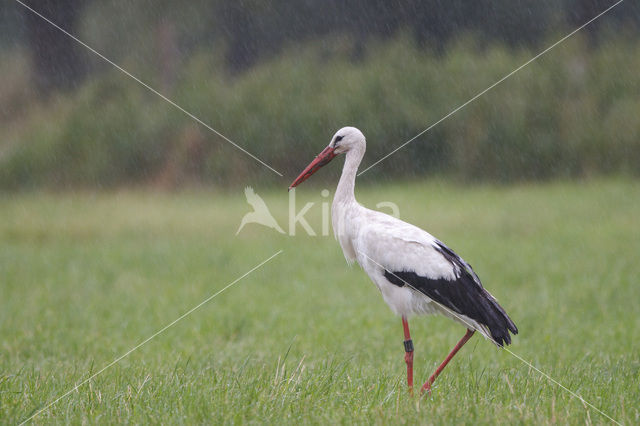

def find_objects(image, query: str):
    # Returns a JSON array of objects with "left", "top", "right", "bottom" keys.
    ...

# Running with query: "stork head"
[{"left": 289, "top": 127, "right": 365, "bottom": 190}]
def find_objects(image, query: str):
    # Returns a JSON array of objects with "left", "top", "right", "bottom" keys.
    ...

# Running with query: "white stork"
[{"left": 289, "top": 127, "right": 518, "bottom": 393}]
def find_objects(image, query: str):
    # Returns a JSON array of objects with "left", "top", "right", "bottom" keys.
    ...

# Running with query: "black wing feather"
[{"left": 384, "top": 240, "right": 518, "bottom": 346}]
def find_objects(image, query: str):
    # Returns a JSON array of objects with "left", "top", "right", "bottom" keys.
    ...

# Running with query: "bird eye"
[{"left": 335, "top": 135, "right": 343, "bottom": 143}]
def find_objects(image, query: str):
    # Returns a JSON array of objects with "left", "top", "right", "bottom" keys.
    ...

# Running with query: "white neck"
[
  {"left": 331, "top": 144, "right": 365, "bottom": 263},
  {"left": 334, "top": 144, "right": 365, "bottom": 205}
]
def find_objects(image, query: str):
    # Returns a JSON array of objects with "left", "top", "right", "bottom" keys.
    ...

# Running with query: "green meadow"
[{"left": 1, "top": 179, "right": 639, "bottom": 424}]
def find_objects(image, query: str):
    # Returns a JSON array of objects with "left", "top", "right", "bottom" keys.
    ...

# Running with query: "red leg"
[
  {"left": 421, "top": 329, "right": 475, "bottom": 394},
  {"left": 401, "top": 316, "right": 414, "bottom": 392}
]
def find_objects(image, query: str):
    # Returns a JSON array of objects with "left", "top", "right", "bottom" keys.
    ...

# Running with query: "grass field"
[{"left": 1, "top": 179, "right": 639, "bottom": 424}]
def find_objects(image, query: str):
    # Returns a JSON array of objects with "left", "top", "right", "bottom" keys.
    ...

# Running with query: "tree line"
[{"left": 3, "top": 0, "right": 639, "bottom": 94}]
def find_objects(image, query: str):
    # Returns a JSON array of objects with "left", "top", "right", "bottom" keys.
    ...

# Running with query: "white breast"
[{"left": 332, "top": 201, "right": 455, "bottom": 317}]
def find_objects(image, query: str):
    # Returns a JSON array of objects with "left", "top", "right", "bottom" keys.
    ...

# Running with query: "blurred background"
[
  {"left": 2, "top": 3, "right": 640, "bottom": 423},
  {"left": 0, "top": 0, "right": 639, "bottom": 189}
]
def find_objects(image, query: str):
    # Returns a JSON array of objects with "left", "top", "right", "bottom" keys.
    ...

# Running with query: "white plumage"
[{"left": 289, "top": 126, "right": 517, "bottom": 392}]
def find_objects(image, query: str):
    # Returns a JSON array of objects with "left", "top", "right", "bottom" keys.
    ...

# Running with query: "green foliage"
[
  {"left": 2, "top": 34, "right": 640, "bottom": 189},
  {"left": 1, "top": 180, "right": 639, "bottom": 423}
]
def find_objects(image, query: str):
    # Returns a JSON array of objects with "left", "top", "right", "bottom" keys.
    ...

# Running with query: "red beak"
[{"left": 288, "top": 145, "right": 337, "bottom": 190}]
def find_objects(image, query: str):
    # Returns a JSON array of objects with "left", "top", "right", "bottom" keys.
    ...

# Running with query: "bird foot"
[
  {"left": 420, "top": 375, "right": 435, "bottom": 396},
  {"left": 420, "top": 382, "right": 433, "bottom": 396}
]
